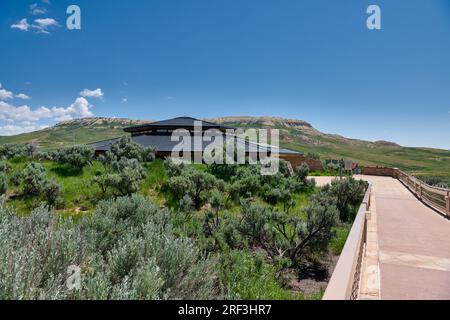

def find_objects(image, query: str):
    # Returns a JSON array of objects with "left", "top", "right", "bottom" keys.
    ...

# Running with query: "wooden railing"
[
  {"left": 363, "top": 166, "right": 450, "bottom": 217},
  {"left": 394, "top": 169, "right": 450, "bottom": 217},
  {"left": 323, "top": 185, "right": 372, "bottom": 300}
]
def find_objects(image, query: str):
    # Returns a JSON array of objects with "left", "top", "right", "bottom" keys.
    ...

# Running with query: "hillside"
[
  {"left": 0, "top": 118, "right": 151, "bottom": 150},
  {"left": 1, "top": 116, "right": 449, "bottom": 180}
]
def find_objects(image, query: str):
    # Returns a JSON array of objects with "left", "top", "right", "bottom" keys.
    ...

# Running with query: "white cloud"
[
  {"left": 0, "top": 84, "right": 31, "bottom": 101},
  {"left": 11, "top": 18, "right": 30, "bottom": 31},
  {"left": 0, "top": 97, "right": 93, "bottom": 123},
  {"left": 0, "top": 124, "right": 49, "bottom": 136},
  {"left": 30, "top": 4, "right": 47, "bottom": 15},
  {"left": 15, "top": 93, "right": 31, "bottom": 100},
  {"left": 80, "top": 88, "right": 104, "bottom": 99},
  {"left": 0, "top": 88, "right": 13, "bottom": 100},
  {"left": 122, "top": 98, "right": 128, "bottom": 103},
  {"left": 34, "top": 18, "right": 58, "bottom": 27},
  {"left": 33, "top": 18, "right": 59, "bottom": 34},
  {"left": 11, "top": 17, "right": 59, "bottom": 34}
]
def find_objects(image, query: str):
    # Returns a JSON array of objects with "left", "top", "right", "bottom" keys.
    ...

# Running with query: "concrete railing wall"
[{"left": 323, "top": 185, "right": 372, "bottom": 300}]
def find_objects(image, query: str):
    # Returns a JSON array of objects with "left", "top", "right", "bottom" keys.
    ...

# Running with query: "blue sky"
[{"left": 1, "top": 0, "right": 449, "bottom": 149}]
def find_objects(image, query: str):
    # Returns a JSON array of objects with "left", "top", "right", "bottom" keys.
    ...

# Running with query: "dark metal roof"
[
  {"left": 88, "top": 134, "right": 302, "bottom": 155},
  {"left": 123, "top": 117, "right": 233, "bottom": 133}
]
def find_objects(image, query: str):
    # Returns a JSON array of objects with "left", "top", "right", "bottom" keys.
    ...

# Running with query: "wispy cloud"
[
  {"left": 11, "top": 18, "right": 30, "bottom": 31},
  {"left": 80, "top": 88, "right": 104, "bottom": 99},
  {"left": 15, "top": 93, "right": 31, "bottom": 100},
  {"left": 0, "top": 83, "right": 13, "bottom": 100},
  {"left": 30, "top": 3, "right": 47, "bottom": 15},
  {"left": 33, "top": 18, "right": 59, "bottom": 34},
  {"left": 11, "top": 17, "right": 59, "bottom": 34},
  {"left": 0, "top": 84, "right": 31, "bottom": 101},
  {"left": 122, "top": 98, "right": 128, "bottom": 103}
]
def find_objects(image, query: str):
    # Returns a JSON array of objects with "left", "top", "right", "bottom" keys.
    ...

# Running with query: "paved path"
[{"left": 313, "top": 175, "right": 450, "bottom": 300}]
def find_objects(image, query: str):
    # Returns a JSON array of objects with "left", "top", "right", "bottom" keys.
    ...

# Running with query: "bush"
[
  {"left": 0, "top": 195, "right": 222, "bottom": 300},
  {"left": 163, "top": 158, "right": 186, "bottom": 177},
  {"left": 321, "top": 177, "right": 368, "bottom": 222},
  {"left": 43, "top": 179, "right": 61, "bottom": 206},
  {"left": 0, "top": 161, "right": 7, "bottom": 173},
  {"left": 110, "top": 136, "right": 155, "bottom": 162},
  {"left": 0, "top": 204, "right": 89, "bottom": 299},
  {"left": 294, "top": 163, "right": 310, "bottom": 184},
  {"left": 307, "top": 152, "right": 321, "bottom": 160},
  {"left": 208, "top": 163, "right": 238, "bottom": 181},
  {"left": 17, "top": 162, "right": 61, "bottom": 205},
  {"left": 220, "top": 251, "right": 296, "bottom": 299},
  {"left": 227, "top": 167, "right": 261, "bottom": 202},
  {"left": 53, "top": 145, "right": 94, "bottom": 171},
  {"left": 21, "top": 162, "right": 48, "bottom": 196},
  {"left": 168, "top": 167, "right": 222, "bottom": 209},
  {"left": 234, "top": 200, "right": 339, "bottom": 268},
  {"left": 0, "top": 173, "right": 7, "bottom": 195},
  {"left": 112, "top": 158, "right": 147, "bottom": 196},
  {"left": 92, "top": 158, "right": 146, "bottom": 196},
  {"left": 0, "top": 143, "right": 36, "bottom": 160}
]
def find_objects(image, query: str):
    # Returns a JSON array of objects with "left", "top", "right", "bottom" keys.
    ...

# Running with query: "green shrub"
[
  {"left": 295, "top": 163, "right": 310, "bottom": 184},
  {"left": 110, "top": 136, "right": 155, "bottom": 162},
  {"left": 43, "top": 179, "right": 61, "bottom": 206},
  {"left": 227, "top": 167, "right": 261, "bottom": 202},
  {"left": 0, "top": 143, "right": 36, "bottom": 160},
  {"left": 21, "top": 162, "right": 47, "bottom": 196},
  {"left": 16, "top": 162, "right": 61, "bottom": 205},
  {"left": 53, "top": 145, "right": 94, "bottom": 171},
  {"left": 163, "top": 158, "right": 186, "bottom": 177},
  {"left": 168, "top": 167, "right": 222, "bottom": 208},
  {"left": 0, "top": 195, "right": 222, "bottom": 300},
  {"left": 0, "top": 161, "right": 7, "bottom": 173},
  {"left": 0, "top": 173, "right": 7, "bottom": 195},
  {"left": 321, "top": 177, "right": 368, "bottom": 222},
  {"left": 234, "top": 200, "right": 338, "bottom": 268},
  {"left": 220, "top": 251, "right": 296, "bottom": 300},
  {"left": 92, "top": 158, "right": 146, "bottom": 196},
  {"left": 112, "top": 158, "right": 147, "bottom": 195},
  {"left": 307, "top": 152, "right": 321, "bottom": 160}
]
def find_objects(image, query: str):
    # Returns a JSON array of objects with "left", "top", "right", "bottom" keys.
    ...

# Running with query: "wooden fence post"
[{"left": 447, "top": 191, "right": 450, "bottom": 216}]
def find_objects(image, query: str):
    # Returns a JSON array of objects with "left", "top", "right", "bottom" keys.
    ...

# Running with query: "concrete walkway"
[{"left": 313, "top": 175, "right": 450, "bottom": 300}]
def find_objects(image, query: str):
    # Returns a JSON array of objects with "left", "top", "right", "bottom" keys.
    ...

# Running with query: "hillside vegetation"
[{"left": 1, "top": 116, "right": 449, "bottom": 182}]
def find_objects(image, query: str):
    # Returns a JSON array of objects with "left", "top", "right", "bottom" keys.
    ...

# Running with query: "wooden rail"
[
  {"left": 363, "top": 166, "right": 450, "bottom": 217},
  {"left": 394, "top": 169, "right": 450, "bottom": 217},
  {"left": 323, "top": 185, "right": 372, "bottom": 300}
]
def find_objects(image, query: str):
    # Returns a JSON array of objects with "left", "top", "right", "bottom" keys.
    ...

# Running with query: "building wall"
[
  {"left": 362, "top": 166, "right": 397, "bottom": 177},
  {"left": 276, "top": 154, "right": 323, "bottom": 171}
]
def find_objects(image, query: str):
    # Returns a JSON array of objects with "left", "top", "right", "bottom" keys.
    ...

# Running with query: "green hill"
[{"left": 1, "top": 116, "right": 449, "bottom": 182}]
